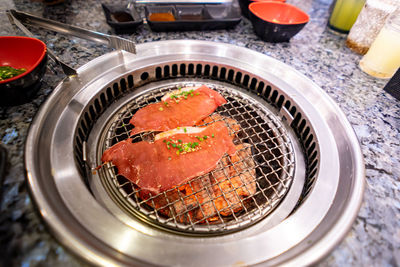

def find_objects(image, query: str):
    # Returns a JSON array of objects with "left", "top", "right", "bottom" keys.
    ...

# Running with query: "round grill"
[
  {"left": 26, "top": 41, "right": 365, "bottom": 266},
  {"left": 97, "top": 82, "right": 295, "bottom": 234}
]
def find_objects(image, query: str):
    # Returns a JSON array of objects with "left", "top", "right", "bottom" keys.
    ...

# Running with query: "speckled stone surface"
[{"left": 0, "top": 0, "right": 399, "bottom": 266}]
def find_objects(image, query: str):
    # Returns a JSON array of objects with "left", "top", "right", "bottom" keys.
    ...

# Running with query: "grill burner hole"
[{"left": 98, "top": 84, "right": 296, "bottom": 234}]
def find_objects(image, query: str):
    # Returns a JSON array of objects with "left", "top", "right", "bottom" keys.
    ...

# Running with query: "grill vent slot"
[
  {"left": 141, "top": 72, "right": 149, "bottom": 81},
  {"left": 188, "top": 64, "right": 194, "bottom": 75},
  {"left": 172, "top": 64, "right": 178, "bottom": 76},
  {"left": 74, "top": 62, "right": 320, "bottom": 215}
]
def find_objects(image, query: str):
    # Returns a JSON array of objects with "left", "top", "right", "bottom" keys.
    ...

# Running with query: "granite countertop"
[{"left": 1, "top": 0, "right": 399, "bottom": 266}]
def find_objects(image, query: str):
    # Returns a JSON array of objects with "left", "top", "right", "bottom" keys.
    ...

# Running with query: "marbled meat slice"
[
  {"left": 130, "top": 85, "right": 226, "bottom": 135},
  {"left": 228, "top": 143, "right": 257, "bottom": 197},
  {"left": 195, "top": 144, "right": 256, "bottom": 221},
  {"left": 139, "top": 184, "right": 198, "bottom": 224},
  {"left": 101, "top": 122, "right": 236, "bottom": 195},
  {"left": 210, "top": 159, "right": 243, "bottom": 217},
  {"left": 192, "top": 175, "right": 219, "bottom": 222}
]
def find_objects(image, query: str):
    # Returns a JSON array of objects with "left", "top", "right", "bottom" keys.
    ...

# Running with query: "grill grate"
[{"left": 98, "top": 83, "right": 296, "bottom": 234}]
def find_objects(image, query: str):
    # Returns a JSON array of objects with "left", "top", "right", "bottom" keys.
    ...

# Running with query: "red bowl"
[
  {"left": 0, "top": 36, "right": 47, "bottom": 106},
  {"left": 249, "top": 2, "right": 309, "bottom": 42},
  {"left": 239, "top": 0, "right": 285, "bottom": 18}
]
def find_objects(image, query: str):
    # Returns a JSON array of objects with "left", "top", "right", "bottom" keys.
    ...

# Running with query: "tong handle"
[
  {"left": 10, "top": 9, "right": 111, "bottom": 46},
  {"left": 6, "top": 10, "right": 77, "bottom": 76},
  {"left": 10, "top": 9, "right": 136, "bottom": 54}
]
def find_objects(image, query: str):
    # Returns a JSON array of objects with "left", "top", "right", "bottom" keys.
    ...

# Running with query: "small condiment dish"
[
  {"left": 0, "top": 36, "right": 47, "bottom": 106},
  {"left": 102, "top": 4, "right": 143, "bottom": 34},
  {"left": 249, "top": 2, "right": 309, "bottom": 42}
]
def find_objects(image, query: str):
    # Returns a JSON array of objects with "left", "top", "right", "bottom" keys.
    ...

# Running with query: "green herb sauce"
[{"left": 0, "top": 66, "right": 26, "bottom": 81}]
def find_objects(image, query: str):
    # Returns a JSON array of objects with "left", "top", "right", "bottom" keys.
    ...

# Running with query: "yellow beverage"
[
  {"left": 328, "top": 0, "right": 366, "bottom": 32},
  {"left": 359, "top": 20, "right": 400, "bottom": 79}
]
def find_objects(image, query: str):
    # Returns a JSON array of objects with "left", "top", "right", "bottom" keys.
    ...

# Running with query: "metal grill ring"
[{"left": 97, "top": 82, "right": 296, "bottom": 234}]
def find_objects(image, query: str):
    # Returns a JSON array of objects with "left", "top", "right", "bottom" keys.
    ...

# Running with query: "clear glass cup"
[
  {"left": 346, "top": 0, "right": 399, "bottom": 55},
  {"left": 359, "top": 11, "right": 400, "bottom": 78}
]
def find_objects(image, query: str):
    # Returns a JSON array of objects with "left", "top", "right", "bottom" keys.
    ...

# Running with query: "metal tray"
[{"left": 145, "top": 3, "right": 241, "bottom": 31}]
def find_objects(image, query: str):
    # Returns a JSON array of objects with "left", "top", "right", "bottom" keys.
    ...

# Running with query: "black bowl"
[
  {"left": 239, "top": 0, "right": 285, "bottom": 18},
  {"left": 0, "top": 36, "right": 47, "bottom": 106},
  {"left": 249, "top": 2, "right": 309, "bottom": 43},
  {"left": 238, "top": 0, "right": 252, "bottom": 18}
]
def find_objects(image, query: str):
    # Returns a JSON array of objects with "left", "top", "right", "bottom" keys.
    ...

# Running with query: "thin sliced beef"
[
  {"left": 102, "top": 122, "right": 236, "bottom": 195},
  {"left": 130, "top": 85, "right": 226, "bottom": 135}
]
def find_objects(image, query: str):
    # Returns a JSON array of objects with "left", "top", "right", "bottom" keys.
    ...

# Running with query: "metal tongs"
[
  {"left": 7, "top": 9, "right": 137, "bottom": 75},
  {"left": 7, "top": 10, "right": 77, "bottom": 76}
]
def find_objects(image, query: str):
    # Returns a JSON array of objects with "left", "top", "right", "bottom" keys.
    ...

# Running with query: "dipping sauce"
[
  {"left": 0, "top": 66, "right": 26, "bottom": 81},
  {"left": 149, "top": 12, "right": 175, "bottom": 21},
  {"left": 111, "top": 11, "right": 134, "bottom": 22}
]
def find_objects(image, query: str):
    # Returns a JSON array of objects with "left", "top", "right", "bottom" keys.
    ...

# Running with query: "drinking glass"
[
  {"left": 359, "top": 11, "right": 400, "bottom": 78},
  {"left": 328, "top": 0, "right": 366, "bottom": 33}
]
